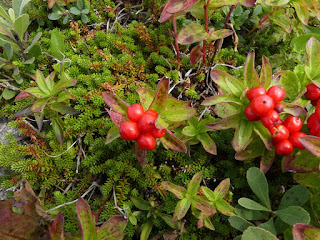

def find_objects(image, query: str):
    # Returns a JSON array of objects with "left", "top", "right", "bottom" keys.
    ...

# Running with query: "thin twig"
[{"left": 22, "top": 119, "right": 46, "bottom": 138}]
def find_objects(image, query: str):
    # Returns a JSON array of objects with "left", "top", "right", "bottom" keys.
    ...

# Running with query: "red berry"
[
  {"left": 137, "top": 133, "right": 156, "bottom": 151},
  {"left": 311, "top": 98, "right": 320, "bottom": 106},
  {"left": 247, "top": 86, "right": 266, "bottom": 102},
  {"left": 269, "top": 124, "right": 290, "bottom": 142},
  {"left": 261, "top": 110, "right": 280, "bottom": 129},
  {"left": 267, "top": 86, "right": 285, "bottom": 103},
  {"left": 307, "top": 113, "right": 320, "bottom": 136},
  {"left": 127, "top": 104, "right": 144, "bottom": 122},
  {"left": 289, "top": 132, "right": 307, "bottom": 149},
  {"left": 119, "top": 121, "right": 140, "bottom": 140},
  {"left": 315, "top": 105, "right": 320, "bottom": 121},
  {"left": 274, "top": 103, "right": 284, "bottom": 113},
  {"left": 245, "top": 105, "right": 260, "bottom": 121},
  {"left": 138, "top": 112, "right": 157, "bottom": 132},
  {"left": 152, "top": 128, "right": 166, "bottom": 138},
  {"left": 145, "top": 110, "right": 158, "bottom": 118},
  {"left": 275, "top": 140, "right": 293, "bottom": 156},
  {"left": 283, "top": 115, "right": 303, "bottom": 133},
  {"left": 305, "top": 84, "right": 320, "bottom": 100},
  {"left": 251, "top": 95, "right": 275, "bottom": 116}
]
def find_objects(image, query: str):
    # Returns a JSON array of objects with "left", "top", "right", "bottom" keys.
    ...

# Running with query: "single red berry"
[
  {"left": 138, "top": 112, "right": 157, "bottom": 132},
  {"left": 274, "top": 103, "right": 284, "bottom": 113},
  {"left": 307, "top": 113, "right": 320, "bottom": 136},
  {"left": 269, "top": 124, "right": 290, "bottom": 142},
  {"left": 305, "top": 84, "right": 320, "bottom": 100},
  {"left": 145, "top": 110, "right": 158, "bottom": 118},
  {"left": 137, "top": 133, "right": 156, "bottom": 151},
  {"left": 283, "top": 115, "right": 303, "bottom": 133},
  {"left": 247, "top": 86, "right": 267, "bottom": 102},
  {"left": 119, "top": 121, "right": 140, "bottom": 140},
  {"left": 245, "top": 105, "right": 260, "bottom": 121},
  {"left": 261, "top": 110, "right": 280, "bottom": 129},
  {"left": 267, "top": 86, "right": 285, "bottom": 103},
  {"left": 251, "top": 95, "right": 275, "bottom": 116},
  {"left": 152, "top": 128, "right": 166, "bottom": 138},
  {"left": 127, "top": 104, "right": 144, "bottom": 122},
  {"left": 275, "top": 140, "right": 293, "bottom": 156},
  {"left": 311, "top": 98, "right": 320, "bottom": 106},
  {"left": 289, "top": 132, "right": 307, "bottom": 149},
  {"left": 315, "top": 105, "right": 320, "bottom": 121}
]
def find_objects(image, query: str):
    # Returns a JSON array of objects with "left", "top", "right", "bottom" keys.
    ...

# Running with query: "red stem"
[
  {"left": 202, "top": 0, "right": 209, "bottom": 65},
  {"left": 172, "top": 17, "right": 180, "bottom": 63}
]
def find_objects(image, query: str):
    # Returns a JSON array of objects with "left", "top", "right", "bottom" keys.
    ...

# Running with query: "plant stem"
[
  {"left": 202, "top": 0, "right": 209, "bottom": 66},
  {"left": 172, "top": 17, "right": 180, "bottom": 64}
]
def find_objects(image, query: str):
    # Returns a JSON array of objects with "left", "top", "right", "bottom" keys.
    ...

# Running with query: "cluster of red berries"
[
  {"left": 119, "top": 104, "right": 166, "bottom": 151},
  {"left": 245, "top": 86, "right": 306, "bottom": 156},
  {"left": 305, "top": 83, "right": 320, "bottom": 136}
]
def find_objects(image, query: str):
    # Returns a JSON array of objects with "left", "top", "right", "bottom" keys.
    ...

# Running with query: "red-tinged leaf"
[
  {"left": 192, "top": 196, "right": 217, "bottom": 215},
  {"left": 102, "top": 92, "right": 129, "bottom": 115},
  {"left": 215, "top": 199, "right": 235, "bottom": 216},
  {"left": 31, "top": 97, "right": 50, "bottom": 112},
  {"left": 260, "top": 56, "right": 272, "bottom": 88},
  {"left": 292, "top": 0, "right": 309, "bottom": 25},
  {"left": 136, "top": 88, "right": 154, "bottom": 110},
  {"left": 269, "top": 9, "right": 292, "bottom": 33},
  {"left": 24, "top": 87, "right": 48, "bottom": 98},
  {"left": 264, "top": 0, "right": 290, "bottom": 6},
  {"left": 187, "top": 171, "right": 203, "bottom": 196},
  {"left": 159, "top": 8, "right": 173, "bottom": 23},
  {"left": 214, "top": 178, "right": 230, "bottom": 199},
  {"left": 210, "top": 69, "right": 244, "bottom": 95},
  {"left": 15, "top": 91, "right": 32, "bottom": 101},
  {"left": 206, "top": 113, "right": 242, "bottom": 131},
  {"left": 105, "top": 108, "right": 126, "bottom": 127},
  {"left": 177, "top": 23, "right": 209, "bottom": 45},
  {"left": 50, "top": 102, "right": 78, "bottom": 114},
  {"left": 106, "top": 125, "right": 120, "bottom": 144},
  {"left": 197, "top": 132, "right": 217, "bottom": 155},
  {"left": 76, "top": 197, "right": 97, "bottom": 239},
  {"left": 201, "top": 186, "right": 215, "bottom": 202},
  {"left": 283, "top": 150, "right": 320, "bottom": 173},
  {"left": 207, "top": 28, "right": 233, "bottom": 42},
  {"left": 13, "top": 106, "right": 33, "bottom": 117},
  {"left": 35, "top": 70, "right": 51, "bottom": 94},
  {"left": 299, "top": 135, "right": 320, "bottom": 157},
  {"left": 173, "top": 198, "right": 191, "bottom": 221},
  {"left": 201, "top": 94, "right": 242, "bottom": 106},
  {"left": 292, "top": 223, "right": 320, "bottom": 240},
  {"left": 161, "top": 181, "right": 186, "bottom": 199},
  {"left": 253, "top": 121, "right": 273, "bottom": 151},
  {"left": 97, "top": 215, "right": 127, "bottom": 240},
  {"left": 240, "top": 0, "right": 256, "bottom": 7},
  {"left": 50, "top": 212, "right": 65, "bottom": 240},
  {"left": 165, "top": 0, "right": 199, "bottom": 14},
  {"left": 160, "top": 129, "right": 187, "bottom": 152},
  {"left": 52, "top": 118, "right": 64, "bottom": 145},
  {"left": 53, "top": 78, "right": 77, "bottom": 93},
  {"left": 190, "top": 45, "right": 202, "bottom": 65},
  {"left": 48, "top": 0, "right": 55, "bottom": 8},
  {"left": 260, "top": 150, "right": 275, "bottom": 174},
  {"left": 232, "top": 119, "right": 253, "bottom": 152},
  {"left": 149, "top": 77, "right": 169, "bottom": 113},
  {"left": 244, "top": 51, "right": 260, "bottom": 88},
  {"left": 283, "top": 106, "right": 307, "bottom": 117},
  {"left": 134, "top": 142, "right": 146, "bottom": 168}
]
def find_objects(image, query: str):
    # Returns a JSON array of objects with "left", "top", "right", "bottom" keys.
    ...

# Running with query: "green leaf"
[
  {"left": 258, "top": 218, "right": 277, "bottom": 236},
  {"left": 50, "top": 102, "right": 78, "bottom": 114},
  {"left": 102, "top": 92, "right": 129, "bottom": 115},
  {"left": 148, "top": 77, "right": 169, "bottom": 113},
  {"left": 292, "top": 0, "right": 309, "bottom": 25},
  {"left": 244, "top": 51, "right": 260, "bottom": 88},
  {"left": 27, "top": 44, "right": 41, "bottom": 59},
  {"left": 0, "top": 6, "right": 13, "bottom": 22},
  {"left": 76, "top": 197, "right": 97, "bottom": 240},
  {"left": 202, "top": 186, "right": 215, "bottom": 202},
  {"left": 182, "top": 126, "right": 197, "bottom": 137},
  {"left": 4, "top": 44, "right": 13, "bottom": 60},
  {"left": 269, "top": 9, "right": 292, "bottom": 33},
  {"left": 131, "top": 196, "right": 151, "bottom": 211},
  {"left": 275, "top": 206, "right": 310, "bottom": 226},
  {"left": 260, "top": 149, "right": 275, "bottom": 174},
  {"left": 235, "top": 137, "right": 265, "bottom": 160},
  {"left": 238, "top": 198, "right": 271, "bottom": 212},
  {"left": 192, "top": 196, "right": 216, "bottom": 215},
  {"left": 242, "top": 227, "right": 278, "bottom": 240},
  {"left": 253, "top": 121, "right": 273, "bottom": 151},
  {"left": 50, "top": 31, "right": 65, "bottom": 60},
  {"left": 24, "top": 32, "right": 42, "bottom": 53},
  {"left": 2, "top": 88, "right": 16, "bottom": 100},
  {"left": 173, "top": 198, "right": 191, "bottom": 221},
  {"left": 203, "top": 218, "right": 215, "bottom": 231},
  {"left": 210, "top": 69, "right": 244, "bottom": 96},
  {"left": 264, "top": 0, "right": 290, "bottom": 6},
  {"left": 278, "top": 185, "right": 309, "bottom": 210},
  {"left": 215, "top": 199, "right": 235, "bottom": 216},
  {"left": 160, "top": 129, "right": 187, "bottom": 153},
  {"left": 235, "top": 205, "right": 269, "bottom": 221},
  {"left": 105, "top": 125, "right": 120, "bottom": 144},
  {"left": 159, "top": 213, "right": 180, "bottom": 230},
  {"left": 69, "top": 7, "right": 81, "bottom": 15},
  {"left": 177, "top": 23, "right": 209, "bottom": 45},
  {"left": 298, "top": 134, "right": 320, "bottom": 157},
  {"left": 161, "top": 181, "right": 186, "bottom": 199},
  {"left": 140, "top": 220, "right": 153, "bottom": 240},
  {"left": 260, "top": 56, "right": 272, "bottom": 88},
  {"left": 228, "top": 215, "right": 254, "bottom": 232},
  {"left": 48, "top": 12, "right": 62, "bottom": 20},
  {"left": 52, "top": 117, "right": 64, "bottom": 145},
  {"left": 197, "top": 132, "right": 217, "bottom": 155},
  {"left": 81, "top": 14, "right": 88, "bottom": 23},
  {"left": 35, "top": 70, "right": 52, "bottom": 94},
  {"left": 97, "top": 215, "right": 127, "bottom": 240},
  {"left": 14, "top": 13, "right": 29, "bottom": 39},
  {"left": 201, "top": 94, "right": 242, "bottom": 106},
  {"left": 280, "top": 71, "right": 300, "bottom": 102},
  {"left": 246, "top": 167, "right": 271, "bottom": 209},
  {"left": 292, "top": 34, "right": 320, "bottom": 53},
  {"left": 49, "top": 212, "right": 65, "bottom": 240},
  {"left": 294, "top": 172, "right": 320, "bottom": 188},
  {"left": 283, "top": 149, "right": 320, "bottom": 173},
  {"left": 53, "top": 77, "right": 77, "bottom": 93},
  {"left": 31, "top": 96, "right": 50, "bottom": 112},
  {"left": 187, "top": 171, "right": 202, "bottom": 196},
  {"left": 214, "top": 178, "right": 230, "bottom": 199},
  {"left": 206, "top": 113, "right": 242, "bottom": 131},
  {"left": 232, "top": 119, "right": 253, "bottom": 152},
  {"left": 160, "top": 105, "right": 196, "bottom": 122},
  {"left": 292, "top": 223, "right": 320, "bottom": 240},
  {"left": 34, "top": 111, "right": 44, "bottom": 131},
  {"left": 207, "top": 28, "right": 233, "bottom": 42}
]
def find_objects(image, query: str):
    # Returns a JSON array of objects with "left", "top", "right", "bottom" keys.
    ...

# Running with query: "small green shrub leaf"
[
  {"left": 161, "top": 181, "right": 186, "bottom": 199},
  {"left": 2, "top": 88, "right": 16, "bottom": 100},
  {"left": 69, "top": 7, "right": 81, "bottom": 15},
  {"left": 187, "top": 171, "right": 202, "bottom": 196},
  {"left": 292, "top": 0, "right": 309, "bottom": 25},
  {"left": 24, "top": 32, "right": 42, "bottom": 53},
  {"left": 210, "top": 69, "right": 244, "bottom": 95},
  {"left": 160, "top": 105, "right": 196, "bottom": 122},
  {"left": 280, "top": 71, "right": 300, "bottom": 102},
  {"left": 201, "top": 94, "right": 242, "bottom": 106},
  {"left": 31, "top": 97, "right": 50, "bottom": 112},
  {"left": 149, "top": 77, "right": 169, "bottom": 113},
  {"left": 105, "top": 125, "right": 120, "bottom": 145},
  {"left": 292, "top": 223, "right": 320, "bottom": 240},
  {"left": 305, "top": 37, "right": 320, "bottom": 82},
  {"left": 232, "top": 119, "right": 253, "bottom": 152},
  {"left": 283, "top": 149, "right": 320, "bottom": 173},
  {"left": 298, "top": 135, "right": 320, "bottom": 157},
  {"left": 275, "top": 206, "right": 310, "bottom": 226},
  {"left": 76, "top": 197, "right": 97, "bottom": 239},
  {"left": 182, "top": 126, "right": 197, "bottom": 137},
  {"left": 269, "top": 9, "right": 292, "bottom": 33},
  {"left": 173, "top": 198, "right": 191, "bottom": 221},
  {"left": 260, "top": 149, "right": 275, "bottom": 174},
  {"left": 260, "top": 56, "right": 272, "bottom": 88},
  {"left": 215, "top": 199, "right": 235, "bottom": 216},
  {"left": 52, "top": 117, "right": 64, "bottom": 145},
  {"left": 253, "top": 121, "right": 273, "bottom": 151},
  {"left": 207, "top": 29, "right": 233, "bottom": 42},
  {"left": 140, "top": 220, "right": 153, "bottom": 240},
  {"left": 246, "top": 167, "right": 271, "bottom": 209},
  {"left": 292, "top": 34, "right": 320, "bottom": 53},
  {"left": 50, "top": 103, "right": 78, "bottom": 114},
  {"left": 177, "top": 23, "right": 209, "bottom": 45},
  {"left": 278, "top": 185, "right": 309, "bottom": 210},
  {"left": 228, "top": 215, "right": 254, "bottom": 232},
  {"left": 242, "top": 226, "right": 278, "bottom": 240},
  {"left": 258, "top": 218, "right": 277, "bottom": 236},
  {"left": 238, "top": 198, "right": 270, "bottom": 212},
  {"left": 235, "top": 205, "right": 269, "bottom": 221},
  {"left": 207, "top": 113, "right": 242, "bottom": 131},
  {"left": 50, "top": 31, "right": 65, "bottom": 60},
  {"left": 244, "top": 51, "right": 260, "bottom": 88},
  {"left": 235, "top": 137, "right": 265, "bottom": 160},
  {"left": 14, "top": 14, "right": 29, "bottom": 39},
  {"left": 192, "top": 196, "right": 216, "bottom": 215},
  {"left": 294, "top": 172, "right": 320, "bottom": 188},
  {"left": 197, "top": 132, "right": 217, "bottom": 155}
]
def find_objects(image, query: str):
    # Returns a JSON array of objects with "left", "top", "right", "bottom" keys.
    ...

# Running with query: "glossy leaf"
[
  {"left": 177, "top": 23, "right": 209, "bottom": 45},
  {"left": 76, "top": 197, "right": 97, "bottom": 239},
  {"left": 228, "top": 215, "right": 254, "bottom": 232},
  {"left": 190, "top": 45, "right": 202, "bottom": 64},
  {"left": 283, "top": 150, "right": 320, "bottom": 173},
  {"left": 238, "top": 198, "right": 271, "bottom": 211},
  {"left": 244, "top": 51, "right": 260, "bottom": 88},
  {"left": 149, "top": 77, "right": 169, "bottom": 113},
  {"left": 50, "top": 212, "right": 65, "bottom": 240},
  {"left": 161, "top": 181, "right": 186, "bottom": 199},
  {"left": 14, "top": 14, "right": 29, "bottom": 39},
  {"left": 247, "top": 167, "right": 271, "bottom": 209},
  {"left": 201, "top": 94, "right": 242, "bottom": 106},
  {"left": 197, "top": 132, "right": 217, "bottom": 155},
  {"left": 102, "top": 92, "right": 129, "bottom": 115},
  {"left": 278, "top": 185, "right": 309, "bottom": 210},
  {"left": 173, "top": 198, "right": 191, "bottom": 221},
  {"left": 105, "top": 109, "right": 126, "bottom": 127},
  {"left": 97, "top": 215, "right": 127, "bottom": 240},
  {"left": 260, "top": 56, "right": 272, "bottom": 88},
  {"left": 292, "top": 223, "right": 320, "bottom": 240},
  {"left": 280, "top": 71, "right": 300, "bottom": 102},
  {"left": 160, "top": 129, "right": 187, "bottom": 153},
  {"left": 187, "top": 171, "right": 202, "bottom": 196},
  {"left": 242, "top": 227, "right": 278, "bottom": 240},
  {"left": 105, "top": 125, "right": 120, "bottom": 144},
  {"left": 232, "top": 119, "right": 253, "bottom": 152},
  {"left": 275, "top": 206, "right": 310, "bottom": 226}
]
